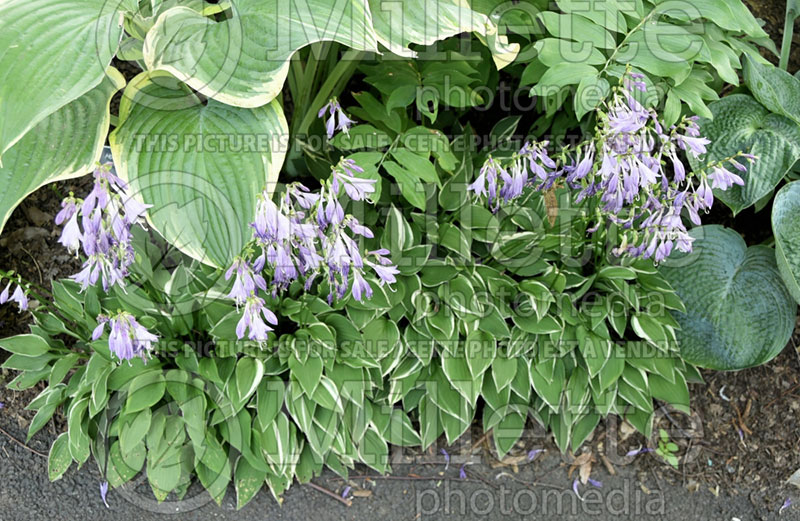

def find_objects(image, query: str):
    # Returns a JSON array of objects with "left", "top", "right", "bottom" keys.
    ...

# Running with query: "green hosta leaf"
[
  {"left": 652, "top": 0, "right": 768, "bottom": 39},
  {"left": 0, "top": 70, "right": 123, "bottom": 234},
  {"left": 126, "top": 371, "right": 166, "bottom": 413},
  {"left": 772, "top": 181, "right": 800, "bottom": 303},
  {"left": 144, "top": 0, "right": 379, "bottom": 107},
  {"left": 289, "top": 353, "right": 323, "bottom": 397},
  {"left": 235, "top": 457, "right": 266, "bottom": 509},
  {"left": 537, "top": 12, "right": 615, "bottom": 49},
  {"left": 47, "top": 433, "right": 72, "bottom": 481},
  {"left": 534, "top": 38, "right": 605, "bottom": 68},
  {"left": 110, "top": 71, "right": 288, "bottom": 267},
  {"left": 659, "top": 225, "right": 796, "bottom": 370},
  {"left": 690, "top": 94, "right": 800, "bottom": 214},
  {"left": 556, "top": 0, "right": 629, "bottom": 33},
  {"left": 369, "top": 0, "right": 518, "bottom": 68},
  {"left": 574, "top": 75, "right": 610, "bottom": 121},
  {"left": 530, "top": 63, "right": 599, "bottom": 97},
  {"left": 0, "top": 0, "right": 128, "bottom": 156},
  {"left": 743, "top": 56, "right": 800, "bottom": 127},
  {"left": 0, "top": 334, "right": 51, "bottom": 357}
]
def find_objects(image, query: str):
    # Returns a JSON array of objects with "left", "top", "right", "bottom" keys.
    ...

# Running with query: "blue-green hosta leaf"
[
  {"left": 0, "top": 69, "right": 125, "bottom": 235},
  {"left": 659, "top": 225, "right": 796, "bottom": 370},
  {"left": 743, "top": 56, "right": 800, "bottom": 127},
  {"left": 690, "top": 94, "right": 800, "bottom": 214},
  {"left": 110, "top": 71, "right": 288, "bottom": 268},
  {"left": 144, "top": 0, "right": 379, "bottom": 107},
  {"left": 369, "top": 0, "right": 518, "bottom": 68},
  {"left": 0, "top": 0, "right": 130, "bottom": 156},
  {"left": 772, "top": 181, "right": 800, "bottom": 304}
]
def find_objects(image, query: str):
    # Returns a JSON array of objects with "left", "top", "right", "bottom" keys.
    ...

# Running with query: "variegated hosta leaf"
[
  {"left": 689, "top": 94, "right": 800, "bottom": 215},
  {"left": 772, "top": 181, "right": 800, "bottom": 304},
  {"left": 110, "top": 71, "right": 288, "bottom": 268},
  {"left": 0, "top": 0, "right": 131, "bottom": 156},
  {"left": 143, "top": 0, "right": 380, "bottom": 108},
  {"left": 0, "top": 69, "right": 125, "bottom": 235},
  {"left": 369, "top": 0, "right": 518, "bottom": 68},
  {"left": 659, "top": 225, "right": 796, "bottom": 370}
]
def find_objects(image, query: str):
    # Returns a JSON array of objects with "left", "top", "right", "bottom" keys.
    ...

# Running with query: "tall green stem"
[
  {"left": 779, "top": 2, "right": 797, "bottom": 71},
  {"left": 293, "top": 49, "right": 365, "bottom": 139}
]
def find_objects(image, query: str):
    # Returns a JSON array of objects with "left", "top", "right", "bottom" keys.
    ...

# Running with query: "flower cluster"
[
  {"left": 318, "top": 97, "right": 355, "bottom": 139},
  {"left": 468, "top": 72, "right": 752, "bottom": 263},
  {"left": 0, "top": 279, "right": 28, "bottom": 312},
  {"left": 227, "top": 158, "right": 399, "bottom": 341},
  {"left": 92, "top": 311, "right": 158, "bottom": 362},
  {"left": 55, "top": 163, "right": 150, "bottom": 291}
]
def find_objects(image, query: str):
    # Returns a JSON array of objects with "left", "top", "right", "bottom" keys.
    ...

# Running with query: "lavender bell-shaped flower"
[
  {"left": 318, "top": 98, "right": 355, "bottom": 139},
  {"left": 94, "top": 312, "right": 158, "bottom": 362}
]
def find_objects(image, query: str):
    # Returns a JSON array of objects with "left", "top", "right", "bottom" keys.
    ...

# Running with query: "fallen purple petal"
[
  {"left": 341, "top": 486, "right": 352, "bottom": 499},
  {"left": 100, "top": 481, "right": 110, "bottom": 508},
  {"left": 626, "top": 447, "right": 654, "bottom": 457},
  {"left": 588, "top": 478, "right": 602, "bottom": 488},
  {"left": 780, "top": 498, "right": 791, "bottom": 514},
  {"left": 527, "top": 449, "right": 543, "bottom": 461},
  {"left": 572, "top": 479, "right": 583, "bottom": 501},
  {"left": 459, "top": 465, "right": 467, "bottom": 480}
]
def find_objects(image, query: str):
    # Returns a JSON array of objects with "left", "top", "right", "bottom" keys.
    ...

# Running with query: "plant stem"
[
  {"left": 599, "top": 9, "right": 658, "bottom": 77},
  {"left": 293, "top": 49, "right": 365, "bottom": 140},
  {"left": 779, "top": 3, "right": 797, "bottom": 71}
]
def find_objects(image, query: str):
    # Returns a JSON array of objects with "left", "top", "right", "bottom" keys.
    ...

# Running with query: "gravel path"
[{"left": 0, "top": 417, "right": 796, "bottom": 521}]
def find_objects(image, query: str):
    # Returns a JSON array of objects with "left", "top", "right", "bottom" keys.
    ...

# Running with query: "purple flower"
[
  {"left": 56, "top": 163, "right": 149, "bottom": 292},
  {"left": 105, "top": 312, "right": 158, "bottom": 362},
  {"left": 235, "top": 295, "right": 278, "bottom": 342},
  {"left": 440, "top": 448, "right": 450, "bottom": 469},
  {"left": 351, "top": 269, "right": 372, "bottom": 302},
  {"left": 572, "top": 479, "right": 583, "bottom": 501},
  {"left": 9, "top": 284, "right": 27, "bottom": 311},
  {"left": 0, "top": 282, "right": 10, "bottom": 304},
  {"left": 318, "top": 98, "right": 355, "bottom": 139},
  {"left": 58, "top": 210, "right": 82, "bottom": 253},
  {"left": 459, "top": 465, "right": 467, "bottom": 480},
  {"left": 707, "top": 165, "right": 744, "bottom": 190},
  {"left": 225, "top": 257, "right": 266, "bottom": 307},
  {"left": 100, "top": 481, "right": 110, "bottom": 508},
  {"left": 626, "top": 447, "right": 654, "bottom": 457},
  {"left": 527, "top": 449, "right": 543, "bottom": 461}
]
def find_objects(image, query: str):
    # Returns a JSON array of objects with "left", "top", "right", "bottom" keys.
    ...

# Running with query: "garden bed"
[{"left": 1, "top": 172, "right": 799, "bottom": 519}]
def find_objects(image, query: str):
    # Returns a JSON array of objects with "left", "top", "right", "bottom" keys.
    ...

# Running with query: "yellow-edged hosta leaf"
[
  {"left": 0, "top": 0, "right": 130, "bottom": 156},
  {"left": 0, "top": 69, "right": 125, "bottom": 234},
  {"left": 144, "top": 0, "right": 379, "bottom": 108},
  {"left": 110, "top": 71, "right": 288, "bottom": 268}
]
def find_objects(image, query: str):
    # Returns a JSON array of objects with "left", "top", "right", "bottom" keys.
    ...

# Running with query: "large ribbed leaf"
[
  {"left": 690, "top": 94, "right": 800, "bottom": 214},
  {"left": 144, "top": 0, "right": 379, "bottom": 107},
  {"left": 772, "top": 181, "right": 800, "bottom": 304},
  {"left": 110, "top": 72, "right": 288, "bottom": 268},
  {"left": 0, "top": 69, "right": 125, "bottom": 235},
  {"left": 659, "top": 225, "right": 796, "bottom": 370},
  {"left": 369, "top": 0, "right": 518, "bottom": 68},
  {"left": 743, "top": 55, "right": 800, "bottom": 126},
  {"left": 0, "top": 0, "right": 130, "bottom": 156}
]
